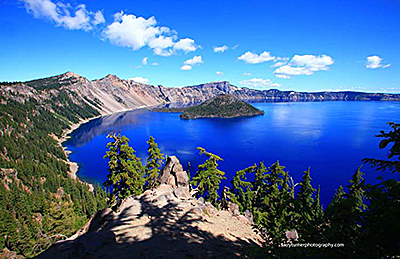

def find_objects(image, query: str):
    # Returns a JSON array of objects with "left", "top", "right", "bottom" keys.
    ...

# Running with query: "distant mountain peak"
[
  {"left": 62, "top": 71, "right": 83, "bottom": 79},
  {"left": 104, "top": 74, "right": 120, "bottom": 80}
]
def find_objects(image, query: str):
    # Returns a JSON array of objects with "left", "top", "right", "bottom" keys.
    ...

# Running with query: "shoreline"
[{"left": 59, "top": 105, "right": 153, "bottom": 189}]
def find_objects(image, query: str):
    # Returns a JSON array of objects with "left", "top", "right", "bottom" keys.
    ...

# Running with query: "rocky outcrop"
[
  {"left": 37, "top": 156, "right": 263, "bottom": 258},
  {"left": 158, "top": 156, "right": 189, "bottom": 188}
]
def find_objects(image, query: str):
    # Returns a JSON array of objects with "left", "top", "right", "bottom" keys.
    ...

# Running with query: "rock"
[
  {"left": 88, "top": 208, "right": 113, "bottom": 233},
  {"left": 173, "top": 186, "right": 191, "bottom": 199},
  {"left": 238, "top": 215, "right": 249, "bottom": 223},
  {"left": 175, "top": 170, "right": 189, "bottom": 188},
  {"left": 228, "top": 202, "right": 240, "bottom": 216},
  {"left": 70, "top": 231, "right": 117, "bottom": 258},
  {"left": 285, "top": 230, "right": 299, "bottom": 240},
  {"left": 204, "top": 202, "right": 217, "bottom": 215},
  {"left": 198, "top": 197, "right": 205, "bottom": 204},
  {"left": 244, "top": 210, "right": 253, "bottom": 224},
  {"left": 158, "top": 156, "right": 189, "bottom": 188}
]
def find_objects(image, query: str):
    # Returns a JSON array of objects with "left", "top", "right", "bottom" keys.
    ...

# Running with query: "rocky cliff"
[
  {"left": 2, "top": 72, "right": 399, "bottom": 118},
  {"left": 37, "top": 156, "right": 263, "bottom": 258}
]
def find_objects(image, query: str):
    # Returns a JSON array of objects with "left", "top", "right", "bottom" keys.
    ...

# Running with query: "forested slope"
[{"left": 0, "top": 82, "right": 107, "bottom": 257}]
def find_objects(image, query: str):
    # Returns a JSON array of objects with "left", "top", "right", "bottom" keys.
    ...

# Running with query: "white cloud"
[
  {"left": 216, "top": 71, "right": 224, "bottom": 76},
  {"left": 238, "top": 51, "right": 288, "bottom": 64},
  {"left": 232, "top": 44, "right": 239, "bottom": 50},
  {"left": 243, "top": 72, "right": 251, "bottom": 76},
  {"left": 180, "top": 55, "right": 203, "bottom": 71},
  {"left": 130, "top": 76, "right": 149, "bottom": 84},
  {"left": 22, "top": 0, "right": 104, "bottom": 31},
  {"left": 366, "top": 55, "right": 391, "bottom": 69},
  {"left": 270, "top": 61, "right": 288, "bottom": 68},
  {"left": 239, "top": 78, "right": 281, "bottom": 89},
  {"left": 213, "top": 45, "right": 228, "bottom": 53},
  {"left": 93, "top": 10, "right": 105, "bottom": 25},
  {"left": 173, "top": 38, "right": 198, "bottom": 53},
  {"left": 180, "top": 65, "right": 192, "bottom": 70},
  {"left": 274, "top": 54, "right": 334, "bottom": 79},
  {"left": 104, "top": 11, "right": 199, "bottom": 56},
  {"left": 142, "top": 57, "right": 148, "bottom": 65},
  {"left": 184, "top": 55, "right": 203, "bottom": 66},
  {"left": 152, "top": 62, "right": 159, "bottom": 66}
]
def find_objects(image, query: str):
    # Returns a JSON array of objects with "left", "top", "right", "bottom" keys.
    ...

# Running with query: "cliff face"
[
  {"left": 37, "top": 156, "right": 263, "bottom": 258},
  {"left": 2, "top": 72, "right": 400, "bottom": 117}
]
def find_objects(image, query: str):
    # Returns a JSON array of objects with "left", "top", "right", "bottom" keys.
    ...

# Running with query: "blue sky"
[{"left": 1, "top": 0, "right": 399, "bottom": 92}]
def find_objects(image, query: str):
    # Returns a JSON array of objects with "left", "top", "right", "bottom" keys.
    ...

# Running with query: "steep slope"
[
  {"left": 180, "top": 94, "right": 264, "bottom": 119},
  {"left": 0, "top": 77, "right": 108, "bottom": 257},
  {"left": 37, "top": 157, "right": 263, "bottom": 258}
]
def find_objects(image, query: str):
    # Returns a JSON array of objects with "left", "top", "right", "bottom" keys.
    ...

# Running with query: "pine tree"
[
  {"left": 253, "top": 162, "right": 268, "bottom": 207},
  {"left": 362, "top": 122, "right": 400, "bottom": 173},
  {"left": 325, "top": 167, "right": 366, "bottom": 251},
  {"left": 295, "top": 168, "right": 318, "bottom": 240},
  {"left": 331, "top": 185, "right": 345, "bottom": 205},
  {"left": 312, "top": 185, "right": 323, "bottom": 219},
  {"left": 144, "top": 136, "right": 164, "bottom": 190},
  {"left": 297, "top": 168, "right": 315, "bottom": 213},
  {"left": 103, "top": 133, "right": 145, "bottom": 210},
  {"left": 347, "top": 167, "right": 366, "bottom": 212},
  {"left": 258, "top": 161, "right": 287, "bottom": 244},
  {"left": 229, "top": 164, "right": 257, "bottom": 212},
  {"left": 191, "top": 147, "right": 226, "bottom": 206}
]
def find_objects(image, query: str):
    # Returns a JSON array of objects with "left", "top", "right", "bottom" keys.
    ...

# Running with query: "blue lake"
[{"left": 65, "top": 101, "right": 400, "bottom": 206}]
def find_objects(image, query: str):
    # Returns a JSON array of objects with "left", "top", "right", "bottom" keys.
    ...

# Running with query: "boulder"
[
  {"left": 158, "top": 156, "right": 189, "bottom": 188},
  {"left": 244, "top": 210, "right": 254, "bottom": 224},
  {"left": 285, "top": 230, "right": 299, "bottom": 240},
  {"left": 173, "top": 186, "right": 191, "bottom": 199},
  {"left": 88, "top": 208, "right": 113, "bottom": 233},
  {"left": 204, "top": 202, "right": 217, "bottom": 215},
  {"left": 228, "top": 202, "right": 240, "bottom": 216}
]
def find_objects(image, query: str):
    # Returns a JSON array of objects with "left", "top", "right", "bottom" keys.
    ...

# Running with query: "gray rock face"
[
  {"left": 158, "top": 156, "right": 189, "bottom": 189},
  {"left": 244, "top": 210, "right": 254, "bottom": 224},
  {"left": 228, "top": 202, "right": 240, "bottom": 216}
]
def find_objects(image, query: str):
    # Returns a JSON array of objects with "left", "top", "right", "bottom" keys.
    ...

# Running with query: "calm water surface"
[{"left": 65, "top": 101, "right": 400, "bottom": 206}]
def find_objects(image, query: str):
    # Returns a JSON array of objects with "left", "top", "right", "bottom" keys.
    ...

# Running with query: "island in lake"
[{"left": 153, "top": 94, "right": 265, "bottom": 119}]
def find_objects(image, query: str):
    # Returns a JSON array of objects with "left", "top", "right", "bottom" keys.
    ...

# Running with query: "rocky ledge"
[{"left": 37, "top": 156, "right": 263, "bottom": 258}]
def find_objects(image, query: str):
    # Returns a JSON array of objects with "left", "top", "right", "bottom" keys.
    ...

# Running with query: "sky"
[{"left": 0, "top": 0, "right": 400, "bottom": 93}]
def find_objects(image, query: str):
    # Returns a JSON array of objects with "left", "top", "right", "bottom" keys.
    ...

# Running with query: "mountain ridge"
[{"left": 1, "top": 72, "right": 400, "bottom": 118}]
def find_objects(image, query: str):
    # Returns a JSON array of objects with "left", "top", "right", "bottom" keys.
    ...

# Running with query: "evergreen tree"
[
  {"left": 363, "top": 122, "right": 400, "bottom": 173},
  {"left": 297, "top": 168, "right": 315, "bottom": 214},
  {"left": 296, "top": 168, "right": 316, "bottom": 239},
  {"left": 103, "top": 133, "right": 145, "bottom": 210},
  {"left": 253, "top": 162, "right": 268, "bottom": 208},
  {"left": 191, "top": 147, "right": 226, "bottom": 206},
  {"left": 347, "top": 167, "right": 366, "bottom": 213},
  {"left": 325, "top": 167, "right": 366, "bottom": 253},
  {"left": 312, "top": 185, "right": 323, "bottom": 220},
  {"left": 144, "top": 136, "right": 164, "bottom": 190},
  {"left": 229, "top": 164, "right": 257, "bottom": 212},
  {"left": 259, "top": 161, "right": 287, "bottom": 244}
]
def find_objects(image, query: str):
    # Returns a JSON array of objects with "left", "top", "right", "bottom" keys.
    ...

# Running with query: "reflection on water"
[
  {"left": 67, "top": 109, "right": 149, "bottom": 147},
  {"left": 65, "top": 101, "right": 400, "bottom": 206}
]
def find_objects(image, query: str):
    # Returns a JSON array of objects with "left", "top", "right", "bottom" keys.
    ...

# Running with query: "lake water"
[{"left": 65, "top": 101, "right": 400, "bottom": 206}]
